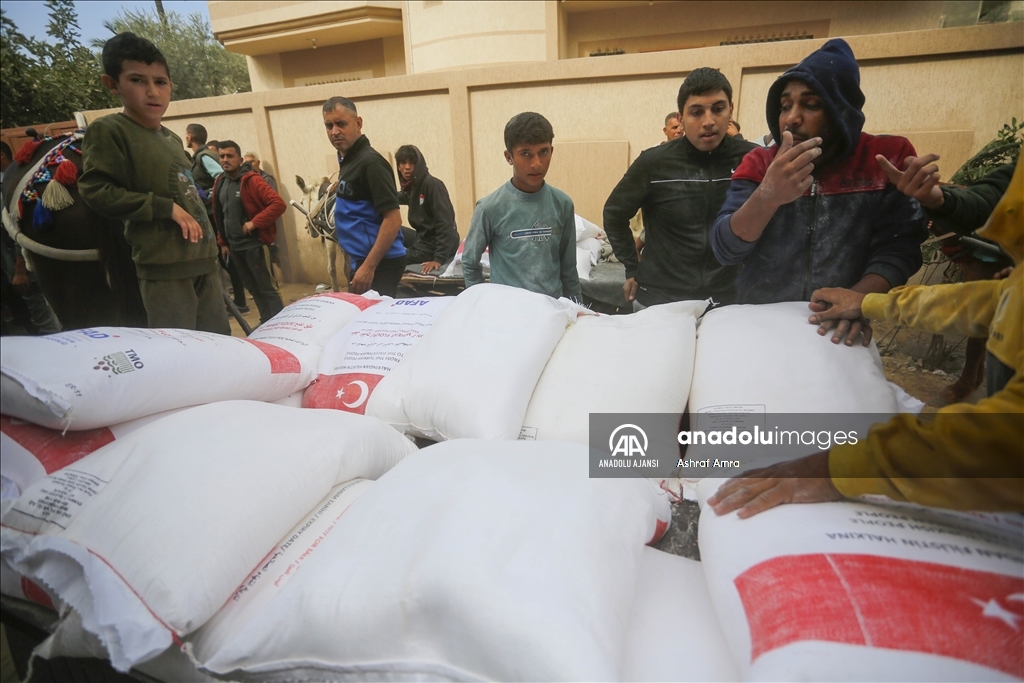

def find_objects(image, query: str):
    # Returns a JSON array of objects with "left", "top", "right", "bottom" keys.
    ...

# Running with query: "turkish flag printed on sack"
[
  {"left": 735, "top": 553, "right": 1023, "bottom": 677},
  {"left": 302, "top": 372, "right": 384, "bottom": 414}
]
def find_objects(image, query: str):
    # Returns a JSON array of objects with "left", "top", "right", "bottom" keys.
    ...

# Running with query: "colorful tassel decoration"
[
  {"left": 53, "top": 159, "right": 78, "bottom": 185},
  {"left": 14, "top": 139, "right": 42, "bottom": 165},
  {"left": 41, "top": 180, "right": 74, "bottom": 211},
  {"left": 32, "top": 201, "right": 54, "bottom": 230}
]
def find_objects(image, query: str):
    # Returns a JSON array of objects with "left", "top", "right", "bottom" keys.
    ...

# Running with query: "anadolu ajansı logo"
[{"left": 608, "top": 424, "right": 648, "bottom": 458}]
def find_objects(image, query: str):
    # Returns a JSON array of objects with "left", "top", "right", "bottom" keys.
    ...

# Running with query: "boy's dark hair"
[
  {"left": 665, "top": 112, "right": 680, "bottom": 125},
  {"left": 395, "top": 145, "right": 418, "bottom": 165},
  {"left": 102, "top": 32, "right": 169, "bottom": 81},
  {"left": 207, "top": 140, "right": 219, "bottom": 149},
  {"left": 731, "top": 119, "right": 741, "bottom": 131},
  {"left": 186, "top": 123, "right": 208, "bottom": 145},
  {"left": 0, "top": 141, "right": 11, "bottom": 159},
  {"left": 323, "top": 97, "right": 357, "bottom": 114},
  {"left": 503, "top": 112, "right": 554, "bottom": 153},
  {"left": 217, "top": 140, "right": 242, "bottom": 157},
  {"left": 677, "top": 67, "right": 733, "bottom": 112}
]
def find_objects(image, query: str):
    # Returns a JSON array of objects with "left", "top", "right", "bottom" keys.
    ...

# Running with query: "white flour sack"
[
  {"left": 576, "top": 244, "right": 595, "bottom": 281},
  {"left": 187, "top": 478, "right": 375, "bottom": 663},
  {"left": 0, "top": 409, "right": 182, "bottom": 500},
  {"left": 302, "top": 297, "right": 453, "bottom": 414},
  {"left": 2, "top": 328, "right": 301, "bottom": 430},
  {"left": 695, "top": 480, "right": 1024, "bottom": 681},
  {"left": 522, "top": 300, "right": 706, "bottom": 444},
  {"left": 440, "top": 240, "right": 489, "bottom": 278},
  {"left": 195, "top": 439, "right": 670, "bottom": 682},
  {"left": 248, "top": 292, "right": 382, "bottom": 372},
  {"left": 0, "top": 401, "right": 415, "bottom": 672},
  {"left": 575, "top": 213, "right": 603, "bottom": 241},
  {"left": 621, "top": 547, "right": 739, "bottom": 682},
  {"left": 690, "top": 301, "right": 899, "bottom": 415},
  {"left": 367, "top": 284, "right": 585, "bottom": 440}
]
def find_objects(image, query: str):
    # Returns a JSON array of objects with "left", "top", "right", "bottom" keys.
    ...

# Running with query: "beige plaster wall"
[
  {"left": 209, "top": 1, "right": 403, "bottom": 31},
  {"left": 565, "top": 1, "right": 945, "bottom": 57},
  {"left": 280, "top": 39, "right": 388, "bottom": 85},
  {"left": 246, "top": 54, "right": 285, "bottom": 91},
  {"left": 162, "top": 110, "right": 261, "bottom": 164},
  {"left": 469, "top": 74, "right": 685, "bottom": 216},
  {"left": 406, "top": 0, "right": 549, "bottom": 72}
]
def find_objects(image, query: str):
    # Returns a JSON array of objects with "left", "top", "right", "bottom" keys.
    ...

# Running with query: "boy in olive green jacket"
[{"left": 79, "top": 32, "right": 228, "bottom": 334}]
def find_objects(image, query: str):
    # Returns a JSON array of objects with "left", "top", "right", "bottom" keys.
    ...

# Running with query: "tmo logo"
[{"left": 608, "top": 424, "right": 648, "bottom": 458}]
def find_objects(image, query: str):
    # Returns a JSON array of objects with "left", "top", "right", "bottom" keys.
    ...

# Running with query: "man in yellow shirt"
[{"left": 709, "top": 156, "right": 1023, "bottom": 517}]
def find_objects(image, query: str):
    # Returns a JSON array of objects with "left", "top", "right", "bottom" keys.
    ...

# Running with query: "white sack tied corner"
[
  {"left": 695, "top": 479, "right": 1024, "bottom": 681},
  {"left": 367, "top": 284, "right": 588, "bottom": 440},
  {"left": 302, "top": 296, "right": 453, "bottom": 414},
  {"left": 195, "top": 439, "right": 671, "bottom": 682},
  {"left": 522, "top": 299, "right": 707, "bottom": 443},
  {"left": 0, "top": 293, "right": 378, "bottom": 430},
  {"left": 0, "top": 401, "right": 415, "bottom": 672}
]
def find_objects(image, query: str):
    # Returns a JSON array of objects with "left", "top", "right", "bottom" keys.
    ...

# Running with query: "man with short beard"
[
  {"left": 212, "top": 141, "right": 285, "bottom": 324},
  {"left": 323, "top": 96, "right": 405, "bottom": 296},
  {"left": 712, "top": 39, "right": 927, "bottom": 343}
]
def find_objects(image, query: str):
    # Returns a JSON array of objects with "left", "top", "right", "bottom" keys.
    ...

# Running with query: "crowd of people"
[{"left": 8, "top": 31, "right": 1021, "bottom": 516}]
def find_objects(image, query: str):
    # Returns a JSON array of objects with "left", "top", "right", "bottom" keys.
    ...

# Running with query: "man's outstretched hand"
[
  {"left": 876, "top": 153, "right": 944, "bottom": 210},
  {"left": 707, "top": 452, "right": 843, "bottom": 518},
  {"left": 809, "top": 287, "right": 871, "bottom": 346}
]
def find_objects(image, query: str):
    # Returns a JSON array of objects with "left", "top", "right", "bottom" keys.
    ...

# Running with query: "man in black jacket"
[
  {"left": 604, "top": 68, "right": 756, "bottom": 310},
  {"left": 396, "top": 145, "right": 459, "bottom": 275}
]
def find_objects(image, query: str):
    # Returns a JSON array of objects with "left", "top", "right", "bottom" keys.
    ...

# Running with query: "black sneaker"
[{"left": 236, "top": 304, "right": 250, "bottom": 314}]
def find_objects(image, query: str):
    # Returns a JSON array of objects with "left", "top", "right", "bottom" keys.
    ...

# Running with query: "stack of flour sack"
[{"left": 1, "top": 284, "right": 1020, "bottom": 682}]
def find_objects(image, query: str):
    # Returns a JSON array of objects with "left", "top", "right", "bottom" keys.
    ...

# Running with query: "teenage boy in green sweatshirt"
[
  {"left": 79, "top": 33, "right": 228, "bottom": 334},
  {"left": 462, "top": 112, "right": 581, "bottom": 301}
]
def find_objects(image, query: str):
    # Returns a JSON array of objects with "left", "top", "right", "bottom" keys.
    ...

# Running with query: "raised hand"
[
  {"left": 876, "top": 153, "right": 944, "bottom": 210},
  {"left": 756, "top": 131, "right": 822, "bottom": 208}
]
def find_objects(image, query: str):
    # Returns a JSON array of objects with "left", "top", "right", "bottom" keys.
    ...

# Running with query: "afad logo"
[
  {"left": 76, "top": 328, "right": 116, "bottom": 340},
  {"left": 93, "top": 350, "right": 144, "bottom": 375},
  {"left": 608, "top": 424, "right": 648, "bottom": 458}
]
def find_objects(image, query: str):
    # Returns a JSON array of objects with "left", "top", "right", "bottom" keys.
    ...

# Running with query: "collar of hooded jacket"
[{"left": 766, "top": 38, "right": 865, "bottom": 164}]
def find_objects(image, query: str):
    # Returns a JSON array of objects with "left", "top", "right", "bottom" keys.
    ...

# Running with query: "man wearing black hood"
[
  {"left": 712, "top": 39, "right": 927, "bottom": 330},
  {"left": 395, "top": 145, "right": 459, "bottom": 275}
]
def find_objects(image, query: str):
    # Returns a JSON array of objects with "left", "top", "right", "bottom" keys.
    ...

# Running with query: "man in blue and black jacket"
[
  {"left": 712, "top": 39, "right": 927, "bottom": 320},
  {"left": 322, "top": 96, "right": 405, "bottom": 297}
]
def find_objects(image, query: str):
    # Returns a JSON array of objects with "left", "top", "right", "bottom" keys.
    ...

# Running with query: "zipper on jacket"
[
  {"left": 802, "top": 180, "right": 819, "bottom": 300},
  {"left": 700, "top": 162, "right": 714, "bottom": 293}
]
